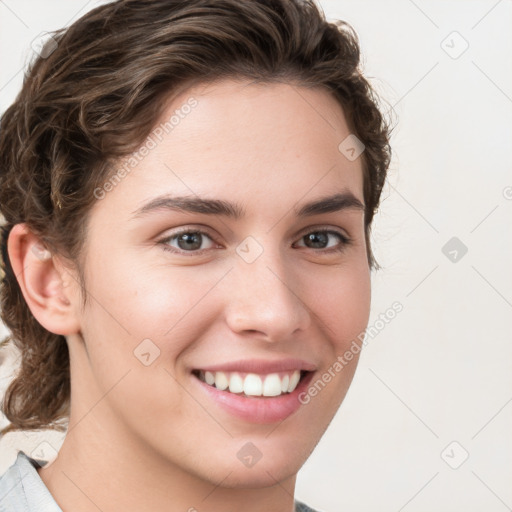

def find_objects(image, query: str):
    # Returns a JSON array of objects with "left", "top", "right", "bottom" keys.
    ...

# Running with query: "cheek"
[
  {"left": 308, "top": 260, "right": 371, "bottom": 349},
  {"left": 79, "top": 254, "right": 229, "bottom": 383},
  {"left": 341, "top": 266, "right": 371, "bottom": 338},
  {"left": 84, "top": 248, "right": 207, "bottom": 331},
  {"left": 76, "top": 263, "right": 213, "bottom": 428}
]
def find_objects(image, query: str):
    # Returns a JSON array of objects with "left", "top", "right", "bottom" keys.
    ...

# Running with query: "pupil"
[
  {"left": 306, "top": 232, "right": 327, "bottom": 248},
  {"left": 178, "top": 233, "right": 201, "bottom": 250}
]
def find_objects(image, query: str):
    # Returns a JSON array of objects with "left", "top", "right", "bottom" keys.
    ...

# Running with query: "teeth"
[
  {"left": 198, "top": 369, "right": 303, "bottom": 397},
  {"left": 244, "top": 374, "right": 263, "bottom": 396},
  {"left": 263, "top": 374, "right": 282, "bottom": 397},
  {"left": 281, "top": 374, "right": 289, "bottom": 393},
  {"left": 228, "top": 373, "right": 244, "bottom": 394},
  {"left": 288, "top": 370, "right": 301, "bottom": 392},
  {"left": 214, "top": 371, "right": 229, "bottom": 391}
]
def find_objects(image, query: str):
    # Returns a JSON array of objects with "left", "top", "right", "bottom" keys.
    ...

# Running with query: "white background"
[{"left": 1, "top": 1, "right": 511, "bottom": 511}]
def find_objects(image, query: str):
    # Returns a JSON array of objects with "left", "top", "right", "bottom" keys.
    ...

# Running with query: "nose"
[{"left": 224, "top": 244, "right": 311, "bottom": 342}]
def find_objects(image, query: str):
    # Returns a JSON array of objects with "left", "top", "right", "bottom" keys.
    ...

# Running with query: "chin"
[{"left": 215, "top": 462, "right": 300, "bottom": 489}]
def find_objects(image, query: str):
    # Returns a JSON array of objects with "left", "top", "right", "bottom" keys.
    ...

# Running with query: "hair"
[{"left": 0, "top": 0, "right": 392, "bottom": 435}]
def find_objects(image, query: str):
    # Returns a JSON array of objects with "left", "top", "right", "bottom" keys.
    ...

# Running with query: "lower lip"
[{"left": 191, "top": 372, "right": 315, "bottom": 424}]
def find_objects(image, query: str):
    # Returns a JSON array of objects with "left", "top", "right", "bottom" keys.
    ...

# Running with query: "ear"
[{"left": 7, "top": 223, "right": 81, "bottom": 336}]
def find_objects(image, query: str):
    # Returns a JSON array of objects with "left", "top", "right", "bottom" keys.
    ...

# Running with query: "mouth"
[
  {"left": 192, "top": 369, "right": 309, "bottom": 398},
  {"left": 189, "top": 358, "right": 317, "bottom": 423}
]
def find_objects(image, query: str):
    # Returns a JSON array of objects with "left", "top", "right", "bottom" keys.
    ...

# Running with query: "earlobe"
[{"left": 7, "top": 223, "right": 81, "bottom": 336}]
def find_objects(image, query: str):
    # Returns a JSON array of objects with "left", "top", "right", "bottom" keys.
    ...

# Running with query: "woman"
[{"left": 0, "top": 0, "right": 391, "bottom": 510}]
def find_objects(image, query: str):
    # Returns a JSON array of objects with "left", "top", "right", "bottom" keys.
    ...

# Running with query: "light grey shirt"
[
  {"left": 0, "top": 451, "right": 320, "bottom": 511},
  {"left": 0, "top": 451, "right": 61, "bottom": 512}
]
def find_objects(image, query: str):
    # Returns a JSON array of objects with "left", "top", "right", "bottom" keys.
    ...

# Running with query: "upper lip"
[{"left": 193, "top": 358, "right": 317, "bottom": 374}]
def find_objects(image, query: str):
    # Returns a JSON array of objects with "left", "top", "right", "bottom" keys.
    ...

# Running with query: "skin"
[{"left": 9, "top": 79, "right": 371, "bottom": 512}]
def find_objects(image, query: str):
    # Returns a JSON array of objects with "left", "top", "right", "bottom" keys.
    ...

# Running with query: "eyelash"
[{"left": 158, "top": 227, "right": 352, "bottom": 256}]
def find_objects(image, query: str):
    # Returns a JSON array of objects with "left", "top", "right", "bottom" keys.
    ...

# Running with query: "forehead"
[{"left": 92, "top": 79, "right": 364, "bottom": 221}]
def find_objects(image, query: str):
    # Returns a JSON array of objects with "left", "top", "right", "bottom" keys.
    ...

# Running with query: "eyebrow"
[{"left": 130, "top": 191, "right": 364, "bottom": 220}]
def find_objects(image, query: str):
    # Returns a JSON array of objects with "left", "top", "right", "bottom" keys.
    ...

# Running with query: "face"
[{"left": 68, "top": 79, "right": 371, "bottom": 487}]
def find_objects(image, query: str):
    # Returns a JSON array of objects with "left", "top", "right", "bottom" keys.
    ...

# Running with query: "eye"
[
  {"left": 158, "top": 227, "right": 351, "bottom": 256},
  {"left": 159, "top": 229, "right": 217, "bottom": 254},
  {"left": 294, "top": 229, "right": 351, "bottom": 253}
]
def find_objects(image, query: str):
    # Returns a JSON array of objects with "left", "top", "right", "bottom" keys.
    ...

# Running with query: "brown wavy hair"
[{"left": 0, "top": 0, "right": 392, "bottom": 435}]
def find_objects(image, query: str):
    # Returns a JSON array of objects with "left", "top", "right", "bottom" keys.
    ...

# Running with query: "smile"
[
  {"left": 193, "top": 369, "right": 304, "bottom": 397},
  {"left": 190, "top": 358, "right": 316, "bottom": 423}
]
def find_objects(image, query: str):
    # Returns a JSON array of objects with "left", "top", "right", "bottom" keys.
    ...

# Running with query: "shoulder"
[{"left": 0, "top": 451, "right": 62, "bottom": 512}]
